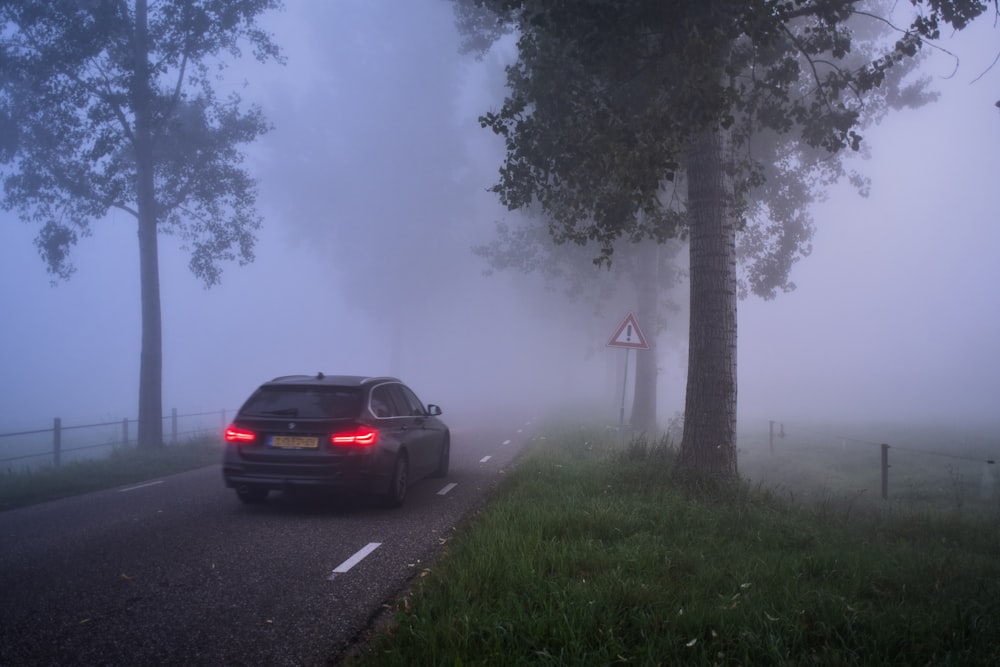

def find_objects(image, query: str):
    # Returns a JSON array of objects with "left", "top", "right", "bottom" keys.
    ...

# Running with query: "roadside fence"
[
  {"left": 0, "top": 409, "right": 232, "bottom": 471},
  {"left": 739, "top": 419, "right": 999, "bottom": 514}
]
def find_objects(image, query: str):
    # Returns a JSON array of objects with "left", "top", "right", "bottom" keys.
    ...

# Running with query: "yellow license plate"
[{"left": 270, "top": 435, "right": 319, "bottom": 449}]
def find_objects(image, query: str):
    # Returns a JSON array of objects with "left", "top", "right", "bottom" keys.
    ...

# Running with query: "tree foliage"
[
  {"left": 0, "top": 0, "right": 281, "bottom": 284},
  {"left": 459, "top": 0, "right": 974, "bottom": 293},
  {"left": 0, "top": 0, "right": 283, "bottom": 447},
  {"left": 455, "top": 0, "right": 994, "bottom": 479}
]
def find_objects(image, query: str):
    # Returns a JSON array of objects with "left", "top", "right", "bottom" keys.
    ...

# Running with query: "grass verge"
[
  {"left": 348, "top": 427, "right": 1000, "bottom": 666},
  {"left": 0, "top": 436, "right": 222, "bottom": 511}
]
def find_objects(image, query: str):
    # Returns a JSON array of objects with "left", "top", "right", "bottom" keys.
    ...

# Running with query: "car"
[{"left": 222, "top": 373, "right": 450, "bottom": 507}]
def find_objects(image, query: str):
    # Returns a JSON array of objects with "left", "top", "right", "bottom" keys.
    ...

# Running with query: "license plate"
[{"left": 270, "top": 435, "right": 319, "bottom": 449}]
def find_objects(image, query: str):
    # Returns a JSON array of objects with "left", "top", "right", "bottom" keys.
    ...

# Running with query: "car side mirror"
[{"left": 427, "top": 404, "right": 442, "bottom": 416}]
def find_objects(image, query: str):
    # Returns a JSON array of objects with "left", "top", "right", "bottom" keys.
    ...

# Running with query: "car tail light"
[
  {"left": 224, "top": 425, "right": 257, "bottom": 443},
  {"left": 331, "top": 426, "right": 378, "bottom": 446}
]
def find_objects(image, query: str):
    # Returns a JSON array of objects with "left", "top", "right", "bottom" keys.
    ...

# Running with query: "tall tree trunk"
[
  {"left": 133, "top": 0, "right": 163, "bottom": 449},
  {"left": 677, "top": 125, "right": 737, "bottom": 481},
  {"left": 630, "top": 241, "right": 659, "bottom": 434}
]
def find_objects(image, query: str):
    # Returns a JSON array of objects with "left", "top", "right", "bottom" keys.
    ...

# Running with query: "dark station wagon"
[{"left": 222, "top": 373, "right": 450, "bottom": 507}]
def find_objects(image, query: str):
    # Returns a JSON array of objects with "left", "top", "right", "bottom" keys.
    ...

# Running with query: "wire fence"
[
  {"left": 738, "top": 419, "right": 1000, "bottom": 515},
  {"left": 0, "top": 409, "right": 233, "bottom": 472}
]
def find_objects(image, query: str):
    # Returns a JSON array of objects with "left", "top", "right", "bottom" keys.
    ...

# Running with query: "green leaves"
[
  {"left": 455, "top": 0, "right": 992, "bottom": 294},
  {"left": 0, "top": 0, "right": 282, "bottom": 285}
]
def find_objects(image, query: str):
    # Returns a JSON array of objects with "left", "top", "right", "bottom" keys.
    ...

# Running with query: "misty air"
[{"left": 1, "top": 1, "right": 999, "bottom": 664}]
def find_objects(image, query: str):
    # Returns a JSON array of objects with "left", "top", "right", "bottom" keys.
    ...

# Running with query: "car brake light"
[
  {"left": 224, "top": 425, "right": 257, "bottom": 443},
  {"left": 331, "top": 427, "right": 378, "bottom": 446}
]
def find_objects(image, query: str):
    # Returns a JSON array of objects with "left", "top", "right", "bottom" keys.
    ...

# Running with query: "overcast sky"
[{"left": 0, "top": 1, "right": 997, "bottom": 435}]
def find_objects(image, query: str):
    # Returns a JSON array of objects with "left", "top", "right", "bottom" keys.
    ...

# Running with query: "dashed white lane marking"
[
  {"left": 502, "top": 439, "right": 511, "bottom": 445},
  {"left": 437, "top": 483, "right": 458, "bottom": 496},
  {"left": 329, "top": 542, "right": 381, "bottom": 579},
  {"left": 480, "top": 455, "right": 492, "bottom": 463},
  {"left": 118, "top": 481, "right": 164, "bottom": 493}
]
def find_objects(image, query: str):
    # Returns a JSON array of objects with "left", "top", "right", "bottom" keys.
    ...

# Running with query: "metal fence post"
[
  {"left": 171, "top": 408, "right": 178, "bottom": 445},
  {"left": 122, "top": 418, "right": 129, "bottom": 446},
  {"left": 881, "top": 443, "right": 890, "bottom": 500},
  {"left": 53, "top": 417, "right": 62, "bottom": 467}
]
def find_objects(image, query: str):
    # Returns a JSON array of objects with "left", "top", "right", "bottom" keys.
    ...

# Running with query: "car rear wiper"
[{"left": 261, "top": 408, "right": 299, "bottom": 416}]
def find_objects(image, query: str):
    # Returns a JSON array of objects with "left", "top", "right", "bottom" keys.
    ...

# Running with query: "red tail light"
[
  {"left": 224, "top": 425, "right": 257, "bottom": 443},
  {"left": 331, "top": 426, "right": 378, "bottom": 446}
]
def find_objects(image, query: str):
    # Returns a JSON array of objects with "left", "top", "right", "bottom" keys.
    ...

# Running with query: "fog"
[{"left": 1, "top": 1, "right": 998, "bottom": 436}]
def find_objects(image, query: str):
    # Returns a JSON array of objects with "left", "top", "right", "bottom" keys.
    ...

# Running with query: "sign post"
[{"left": 606, "top": 313, "right": 649, "bottom": 435}]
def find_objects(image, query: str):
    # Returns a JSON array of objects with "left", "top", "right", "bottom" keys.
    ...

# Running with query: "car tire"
[
  {"left": 431, "top": 435, "right": 450, "bottom": 478},
  {"left": 384, "top": 453, "right": 408, "bottom": 508},
  {"left": 236, "top": 485, "right": 269, "bottom": 504}
]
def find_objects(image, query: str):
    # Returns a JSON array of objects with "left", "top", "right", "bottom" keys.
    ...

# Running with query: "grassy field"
[
  {"left": 2, "top": 422, "right": 997, "bottom": 664},
  {"left": 347, "top": 426, "right": 1000, "bottom": 666},
  {"left": 737, "top": 419, "right": 1000, "bottom": 517},
  {"left": 0, "top": 436, "right": 222, "bottom": 511}
]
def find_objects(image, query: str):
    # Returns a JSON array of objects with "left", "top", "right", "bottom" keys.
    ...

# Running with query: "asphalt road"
[{"left": 0, "top": 413, "right": 538, "bottom": 666}]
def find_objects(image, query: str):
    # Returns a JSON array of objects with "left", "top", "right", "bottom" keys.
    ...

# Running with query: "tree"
[
  {"left": 475, "top": 208, "right": 686, "bottom": 434},
  {"left": 455, "top": 0, "right": 993, "bottom": 482},
  {"left": 0, "top": 0, "right": 282, "bottom": 448}
]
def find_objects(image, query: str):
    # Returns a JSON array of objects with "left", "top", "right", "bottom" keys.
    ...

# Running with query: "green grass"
[
  {"left": 0, "top": 436, "right": 223, "bottom": 511},
  {"left": 348, "top": 427, "right": 1000, "bottom": 666},
  {"left": 738, "top": 423, "right": 1000, "bottom": 518}
]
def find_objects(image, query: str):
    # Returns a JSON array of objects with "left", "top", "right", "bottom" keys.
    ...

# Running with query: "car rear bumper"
[
  {"left": 223, "top": 468, "right": 388, "bottom": 494},
  {"left": 222, "top": 448, "right": 391, "bottom": 494}
]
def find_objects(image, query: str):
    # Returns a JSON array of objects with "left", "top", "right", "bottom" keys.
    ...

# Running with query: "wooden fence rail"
[{"left": 0, "top": 409, "right": 231, "bottom": 468}]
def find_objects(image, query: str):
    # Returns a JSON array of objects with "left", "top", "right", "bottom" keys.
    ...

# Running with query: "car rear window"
[{"left": 239, "top": 386, "right": 363, "bottom": 419}]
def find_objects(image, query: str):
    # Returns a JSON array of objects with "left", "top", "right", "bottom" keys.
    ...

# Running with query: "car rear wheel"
[
  {"left": 431, "top": 435, "right": 450, "bottom": 478},
  {"left": 236, "top": 485, "right": 269, "bottom": 504},
  {"left": 384, "top": 453, "right": 408, "bottom": 508}
]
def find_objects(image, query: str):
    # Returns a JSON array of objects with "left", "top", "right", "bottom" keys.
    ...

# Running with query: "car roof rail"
[{"left": 269, "top": 374, "right": 314, "bottom": 382}]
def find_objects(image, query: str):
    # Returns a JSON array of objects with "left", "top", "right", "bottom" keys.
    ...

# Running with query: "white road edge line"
[
  {"left": 118, "top": 480, "right": 164, "bottom": 493},
  {"left": 479, "top": 455, "right": 492, "bottom": 463},
  {"left": 329, "top": 542, "right": 381, "bottom": 579},
  {"left": 437, "top": 482, "right": 458, "bottom": 496},
  {"left": 502, "top": 439, "right": 511, "bottom": 445}
]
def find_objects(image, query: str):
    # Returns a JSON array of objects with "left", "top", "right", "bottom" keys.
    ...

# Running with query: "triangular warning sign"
[{"left": 607, "top": 312, "right": 649, "bottom": 349}]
